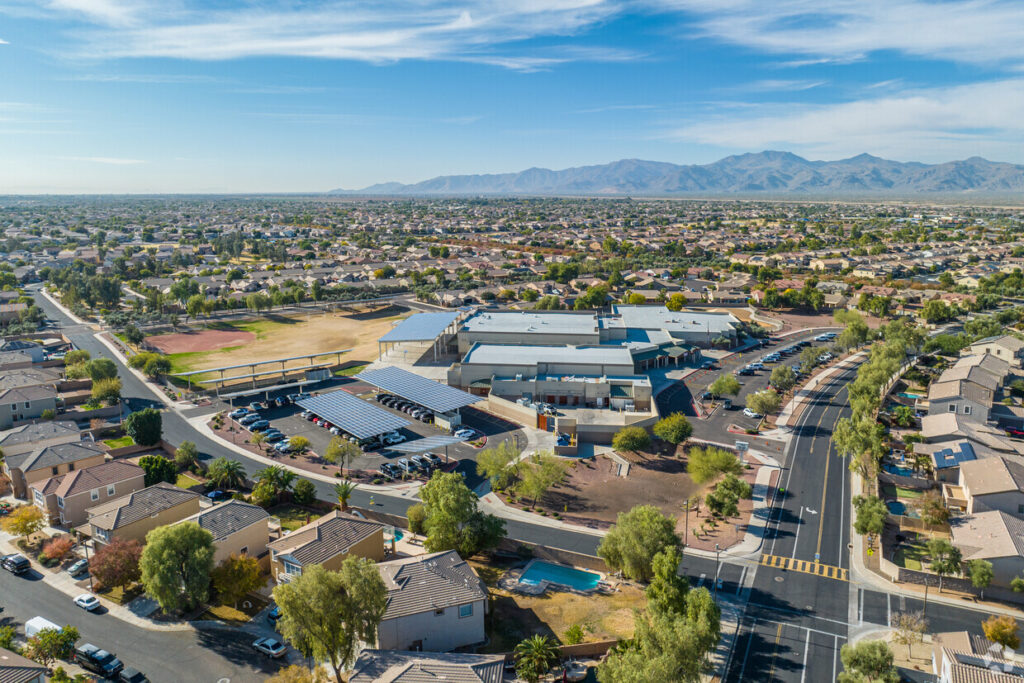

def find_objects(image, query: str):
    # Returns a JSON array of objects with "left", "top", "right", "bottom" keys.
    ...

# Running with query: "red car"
[{"left": 1007, "top": 428, "right": 1024, "bottom": 438}]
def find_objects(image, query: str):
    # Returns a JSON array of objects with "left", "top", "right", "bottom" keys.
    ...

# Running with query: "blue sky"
[{"left": 2, "top": 0, "right": 1024, "bottom": 193}]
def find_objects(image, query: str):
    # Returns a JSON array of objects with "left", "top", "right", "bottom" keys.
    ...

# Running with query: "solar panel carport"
[
  {"left": 296, "top": 391, "right": 410, "bottom": 440},
  {"left": 356, "top": 366, "right": 482, "bottom": 414}
]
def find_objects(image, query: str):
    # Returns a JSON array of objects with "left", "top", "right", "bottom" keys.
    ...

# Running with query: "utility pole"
[
  {"left": 714, "top": 543, "right": 721, "bottom": 600},
  {"left": 683, "top": 498, "right": 690, "bottom": 556}
]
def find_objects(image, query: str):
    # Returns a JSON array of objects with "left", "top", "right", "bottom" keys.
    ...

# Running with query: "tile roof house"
[
  {"left": 84, "top": 482, "right": 202, "bottom": 545},
  {"left": 349, "top": 650, "right": 504, "bottom": 683},
  {"left": 958, "top": 457, "right": 1024, "bottom": 515},
  {"left": 932, "top": 630, "right": 1024, "bottom": 683},
  {"left": 0, "top": 420, "right": 80, "bottom": 457},
  {"left": 967, "top": 335, "right": 1024, "bottom": 368},
  {"left": 2, "top": 440, "right": 105, "bottom": 500},
  {"left": 950, "top": 511, "right": 1024, "bottom": 588},
  {"left": 177, "top": 500, "right": 271, "bottom": 567},
  {"left": 0, "top": 385, "right": 58, "bottom": 430},
  {"left": 30, "top": 460, "right": 145, "bottom": 526},
  {"left": 375, "top": 550, "right": 488, "bottom": 652},
  {"left": 267, "top": 510, "right": 385, "bottom": 584},
  {"left": 0, "top": 647, "right": 48, "bottom": 683}
]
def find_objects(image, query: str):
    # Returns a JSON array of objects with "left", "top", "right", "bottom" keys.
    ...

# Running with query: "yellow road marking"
[
  {"left": 767, "top": 623, "right": 784, "bottom": 681},
  {"left": 760, "top": 554, "right": 848, "bottom": 582}
]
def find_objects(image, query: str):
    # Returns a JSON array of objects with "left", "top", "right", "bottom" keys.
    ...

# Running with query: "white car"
[
  {"left": 252, "top": 637, "right": 287, "bottom": 659},
  {"left": 742, "top": 408, "right": 762, "bottom": 419},
  {"left": 74, "top": 594, "right": 101, "bottom": 612},
  {"left": 453, "top": 428, "right": 476, "bottom": 439}
]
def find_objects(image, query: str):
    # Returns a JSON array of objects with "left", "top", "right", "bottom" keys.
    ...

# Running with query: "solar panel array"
[
  {"left": 296, "top": 391, "right": 410, "bottom": 440},
  {"left": 386, "top": 435, "right": 469, "bottom": 454},
  {"left": 378, "top": 311, "right": 461, "bottom": 343},
  {"left": 356, "top": 365, "right": 483, "bottom": 414}
]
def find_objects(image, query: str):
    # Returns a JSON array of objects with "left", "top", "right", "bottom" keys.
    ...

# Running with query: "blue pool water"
[
  {"left": 886, "top": 501, "right": 920, "bottom": 518},
  {"left": 897, "top": 392, "right": 925, "bottom": 399},
  {"left": 520, "top": 561, "right": 601, "bottom": 591},
  {"left": 883, "top": 463, "right": 915, "bottom": 477},
  {"left": 387, "top": 529, "right": 404, "bottom": 542}
]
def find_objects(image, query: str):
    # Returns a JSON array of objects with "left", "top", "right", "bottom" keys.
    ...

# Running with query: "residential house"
[
  {"left": 950, "top": 511, "right": 1024, "bottom": 587},
  {"left": 30, "top": 460, "right": 145, "bottom": 526},
  {"left": 0, "top": 386, "right": 58, "bottom": 429},
  {"left": 349, "top": 651, "right": 504, "bottom": 683},
  {"left": 177, "top": 500, "right": 271, "bottom": 568},
  {"left": 376, "top": 550, "right": 488, "bottom": 652},
  {"left": 921, "top": 414, "right": 1024, "bottom": 456},
  {"left": 914, "top": 440, "right": 990, "bottom": 483},
  {"left": 932, "top": 630, "right": 1024, "bottom": 682},
  {"left": 0, "top": 420, "right": 80, "bottom": 458},
  {"left": 2, "top": 440, "right": 105, "bottom": 499},
  {"left": 0, "top": 647, "right": 48, "bottom": 683},
  {"left": 0, "top": 340, "right": 44, "bottom": 363},
  {"left": 84, "top": 482, "right": 202, "bottom": 545},
  {"left": 967, "top": 335, "right": 1024, "bottom": 368},
  {"left": 267, "top": 510, "right": 385, "bottom": 584},
  {"left": 957, "top": 456, "right": 1024, "bottom": 515},
  {"left": 926, "top": 368, "right": 997, "bottom": 422}
]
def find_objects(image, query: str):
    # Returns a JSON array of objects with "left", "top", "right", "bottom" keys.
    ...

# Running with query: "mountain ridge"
[{"left": 329, "top": 151, "right": 1024, "bottom": 196}]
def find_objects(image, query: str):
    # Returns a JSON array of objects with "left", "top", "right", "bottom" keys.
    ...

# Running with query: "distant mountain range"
[{"left": 329, "top": 151, "right": 1024, "bottom": 197}]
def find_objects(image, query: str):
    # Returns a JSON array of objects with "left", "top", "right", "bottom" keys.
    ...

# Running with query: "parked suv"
[
  {"left": 1, "top": 553, "right": 30, "bottom": 575},
  {"left": 75, "top": 643, "right": 125, "bottom": 678}
]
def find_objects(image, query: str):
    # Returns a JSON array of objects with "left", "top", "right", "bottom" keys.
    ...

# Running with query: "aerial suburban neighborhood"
[{"left": 0, "top": 196, "right": 1024, "bottom": 682}]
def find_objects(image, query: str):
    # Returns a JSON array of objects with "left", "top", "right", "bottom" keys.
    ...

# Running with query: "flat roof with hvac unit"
[
  {"left": 379, "top": 312, "right": 461, "bottom": 343},
  {"left": 296, "top": 391, "right": 410, "bottom": 440},
  {"left": 356, "top": 366, "right": 483, "bottom": 414}
]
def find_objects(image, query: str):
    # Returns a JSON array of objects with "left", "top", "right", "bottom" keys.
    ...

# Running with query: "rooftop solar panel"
[
  {"left": 386, "top": 435, "right": 468, "bottom": 453},
  {"left": 356, "top": 366, "right": 482, "bottom": 414},
  {"left": 296, "top": 391, "right": 410, "bottom": 440},
  {"left": 378, "top": 312, "right": 461, "bottom": 343}
]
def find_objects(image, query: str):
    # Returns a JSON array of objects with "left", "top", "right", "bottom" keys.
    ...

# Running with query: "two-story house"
[
  {"left": 0, "top": 386, "right": 58, "bottom": 430},
  {"left": 30, "top": 460, "right": 145, "bottom": 526},
  {"left": 926, "top": 364, "right": 998, "bottom": 422},
  {"left": 2, "top": 441, "right": 105, "bottom": 499},
  {"left": 376, "top": 550, "right": 488, "bottom": 652},
  {"left": 349, "top": 651, "right": 504, "bottom": 683},
  {"left": 267, "top": 511, "right": 385, "bottom": 584},
  {"left": 84, "top": 482, "right": 202, "bottom": 546},
  {"left": 950, "top": 511, "right": 1024, "bottom": 588},
  {"left": 0, "top": 421, "right": 80, "bottom": 458},
  {"left": 177, "top": 500, "right": 271, "bottom": 569},
  {"left": 958, "top": 456, "right": 1024, "bottom": 515},
  {"left": 967, "top": 335, "right": 1024, "bottom": 368}
]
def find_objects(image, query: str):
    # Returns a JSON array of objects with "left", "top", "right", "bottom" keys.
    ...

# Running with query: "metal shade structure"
[
  {"left": 356, "top": 366, "right": 482, "bottom": 414},
  {"left": 296, "top": 391, "right": 410, "bottom": 440},
  {"left": 377, "top": 311, "right": 464, "bottom": 363},
  {"left": 385, "top": 435, "right": 469, "bottom": 453}
]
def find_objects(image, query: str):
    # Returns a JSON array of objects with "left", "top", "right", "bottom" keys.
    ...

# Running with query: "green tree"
[
  {"left": 207, "top": 458, "right": 246, "bottom": 489},
  {"left": 925, "top": 538, "right": 962, "bottom": 593},
  {"left": 90, "top": 537, "right": 142, "bottom": 590},
  {"left": 475, "top": 439, "right": 520, "bottom": 488},
  {"left": 0, "top": 625, "right": 15, "bottom": 651},
  {"left": 185, "top": 293, "right": 206, "bottom": 320},
  {"left": 514, "top": 635, "right": 560, "bottom": 683},
  {"left": 892, "top": 405, "right": 915, "bottom": 427},
  {"left": 799, "top": 345, "right": 821, "bottom": 373},
  {"left": 612, "top": 426, "right": 651, "bottom": 453},
  {"left": 983, "top": 614, "right": 1020, "bottom": 652},
  {"left": 769, "top": 365, "right": 796, "bottom": 393},
  {"left": 293, "top": 479, "right": 316, "bottom": 505},
  {"left": 653, "top": 413, "right": 693, "bottom": 445},
  {"left": 250, "top": 430, "right": 267, "bottom": 452},
  {"left": 419, "top": 471, "right": 506, "bottom": 557},
  {"left": 597, "top": 604, "right": 719, "bottom": 683},
  {"left": 686, "top": 446, "right": 742, "bottom": 485},
  {"left": 174, "top": 441, "right": 199, "bottom": 470},
  {"left": 322, "top": 436, "right": 361, "bottom": 473},
  {"left": 920, "top": 299, "right": 953, "bottom": 324},
  {"left": 891, "top": 611, "right": 927, "bottom": 659},
  {"left": 138, "top": 454, "right": 176, "bottom": 486},
  {"left": 142, "top": 355, "right": 172, "bottom": 379},
  {"left": 50, "top": 667, "right": 91, "bottom": 683},
  {"left": 597, "top": 505, "right": 680, "bottom": 582},
  {"left": 84, "top": 358, "right": 118, "bottom": 381},
  {"left": 253, "top": 465, "right": 297, "bottom": 502},
  {"left": 64, "top": 349, "right": 90, "bottom": 365},
  {"left": 125, "top": 407, "right": 162, "bottom": 446},
  {"left": 709, "top": 374, "right": 740, "bottom": 398},
  {"left": 1, "top": 505, "right": 44, "bottom": 538},
  {"left": 966, "top": 559, "right": 994, "bottom": 599},
  {"left": 916, "top": 490, "right": 950, "bottom": 526},
  {"left": 211, "top": 553, "right": 263, "bottom": 607},
  {"left": 139, "top": 521, "right": 216, "bottom": 612},
  {"left": 852, "top": 495, "right": 887, "bottom": 537},
  {"left": 406, "top": 503, "right": 426, "bottom": 534},
  {"left": 646, "top": 546, "right": 688, "bottom": 617},
  {"left": 837, "top": 640, "right": 899, "bottom": 683},
  {"left": 515, "top": 452, "right": 567, "bottom": 507},
  {"left": 746, "top": 389, "right": 781, "bottom": 416},
  {"left": 333, "top": 480, "right": 357, "bottom": 512},
  {"left": 123, "top": 325, "right": 145, "bottom": 345},
  {"left": 273, "top": 559, "right": 387, "bottom": 683},
  {"left": 25, "top": 626, "right": 79, "bottom": 666},
  {"left": 289, "top": 436, "right": 310, "bottom": 452}
]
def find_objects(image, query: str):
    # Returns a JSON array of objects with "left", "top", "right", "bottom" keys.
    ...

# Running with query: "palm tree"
[
  {"left": 334, "top": 480, "right": 357, "bottom": 512},
  {"left": 514, "top": 635, "right": 559, "bottom": 683},
  {"left": 255, "top": 466, "right": 298, "bottom": 499},
  {"left": 208, "top": 458, "right": 245, "bottom": 489}
]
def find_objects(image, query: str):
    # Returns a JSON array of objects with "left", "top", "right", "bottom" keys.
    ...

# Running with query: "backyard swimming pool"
[
  {"left": 519, "top": 561, "right": 601, "bottom": 592},
  {"left": 883, "top": 463, "right": 915, "bottom": 477},
  {"left": 886, "top": 501, "right": 920, "bottom": 518}
]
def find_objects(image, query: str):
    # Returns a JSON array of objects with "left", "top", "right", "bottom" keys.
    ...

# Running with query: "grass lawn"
[
  {"left": 98, "top": 583, "right": 144, "bottom": 605},
  {"left": 103, "top": 436, "right": 134, "bottom": 449},
  {"left": 334, "top": 363, "right": 369, "bottom": 377},
  {"left": 269, "top": 504, "right": 320, "bottom": 531},
  {"left": 175, "top": 473, "right": 201, "bottom": 489},
  {"left": 201, "top": 594, "right": 270, "bottom": 625},
  {"left": 881, "top": 484, "right": 924, "bottom": 500},
  {"left": 894, "top": 544, "right": 928, "bottom": 571}
]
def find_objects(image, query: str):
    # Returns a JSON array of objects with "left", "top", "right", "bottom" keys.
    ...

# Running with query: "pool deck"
[{"left": 501, "top": 560, "right": 615, "bottom": 596}]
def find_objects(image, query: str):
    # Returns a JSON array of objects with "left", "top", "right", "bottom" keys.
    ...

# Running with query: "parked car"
[
  {"left": 411, "top": 455, "right": 431, "bottom": 471},
  {"left": 375, "top": 394, "right": 390, "bottom": 402},
  {"left": 700, "top": 359, "right": 717, "bottom": 369},
  {"left": 382, "top": 432, "right": 405, "bottom": 445},
  {"left": 742, "top": 408, "right": 762, "bottom": 419},
  {"left": 248, "top": 402, "right": 263, "bottom": 412},
  {"left": 423, "top": 452, "right": 443, "bottom": 468},
  {"left": 252, "top": 638, "right": 287, "bottom": 659},
  {"left": 736, "top": 366, "right": 755, "bottom": 376},
  {"left": 118, "top": 667, "right": 150, "bottom": 683},
  {"left": 274, "top": 439, "right": 294, "bottom": 453},
  {"left": 378, "top": 463, "right": 398, "bottom": 479},
  {"left": 417, "top": 411, "right": 434, "bottom": 423},
  {"left": 228, "top": 408, "right": 248, "bottom": 419},
  {"left": 75, "top": 644, "right": 124, "bottom": 678},
  {"left": 454, "top": 428, "right": 476, "bottom": 439},
  {"left": 74, "top": 594, "right": 101, "bottom": 612},
  {"left": 397, "top": 458, "right": 415, "bottom": 474},
  {"left": 329, "top": 426, "right": 341, "bottom": 436},
  {"left": 264, "top": 432, "right": 286, "bottom": 443},
  {"left": 301, "top": 410, "right": 314, "bottom": 420},
  {"left": 700, "top": 391, "right": 713, "bottom": 401},
  {"left": 249, "top": 420, "right": 271, "bottom": 432},
  {"left": 267, "top": 605, "right": 282, "bottom": 623},
  {"left": 239, "top": 413, "right": 262, "bottom": 426},
  {"left": 67, "top": 558, "right": 89, "bottom": 576},
  {"left": 1, "top": 553, "right": 29, "bottom": 575}
]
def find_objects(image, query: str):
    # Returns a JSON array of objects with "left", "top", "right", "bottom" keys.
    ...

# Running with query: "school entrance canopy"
[
  {"left": 296, "top": 390, "right": 410, "bottom": 440},
  {"left": 356, "top": 366, "right": 482, "bottom": 415},
  {"left": 377, "top": 311, "right": 463, "bottom": 362}
]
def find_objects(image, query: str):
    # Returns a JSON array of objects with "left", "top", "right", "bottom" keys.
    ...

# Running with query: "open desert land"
[{"left": 147, "top": 305, "right": 412, "bottom": 379}]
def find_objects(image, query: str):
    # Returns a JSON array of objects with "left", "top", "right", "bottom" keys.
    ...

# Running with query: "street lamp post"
[
  {"left": 714, "top": 543, "right": 721, "bottom": 599},
  {"left": 683, "top": 498, "right": 690, "bottom": 557},
  {"left": 82, "top": 538, "right": 94, "bottom": 592}
]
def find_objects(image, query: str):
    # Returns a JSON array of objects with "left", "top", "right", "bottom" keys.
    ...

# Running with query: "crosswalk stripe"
[{"left": 758, "top": 554, "right": 848, "bottom": 582}]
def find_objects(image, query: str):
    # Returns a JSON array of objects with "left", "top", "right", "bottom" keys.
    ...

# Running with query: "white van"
[{"left": 25, "top": 616, "right": 61, "bottom": 638}]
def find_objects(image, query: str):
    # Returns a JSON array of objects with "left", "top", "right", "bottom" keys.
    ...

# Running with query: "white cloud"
[
  {"left": 667, "top": 79, "right": 1024, "bottom": 161},
  {"left": 660, "top": 0, "right": 1024, "bottom": 66},
  {"left": 731, "top": 79, "right": 826, "bottom": 92},
  {"left": 59, "top": 156, "right": 146, "bottom": 164}
]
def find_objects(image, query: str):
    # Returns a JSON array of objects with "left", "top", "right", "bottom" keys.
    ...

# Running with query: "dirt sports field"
[{"left": 145, "top": 305, "right": 412, "bottom": 375}]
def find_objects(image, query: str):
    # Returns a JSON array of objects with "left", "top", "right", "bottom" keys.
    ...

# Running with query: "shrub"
[
  {"left": 612, "top": 426, "right": 651, "bottom": 453},
  {"left": 687, "top": 446, "right": 743, "bottom": 484},
  {"left": 407, "top": 503, "right": 426, "bottom": 535},
  {"left": 292, "top": 479, "right": 316, "bottom": 505},
  {"left": 42, "top": 536, "right": 74, "bottom": 562}
]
